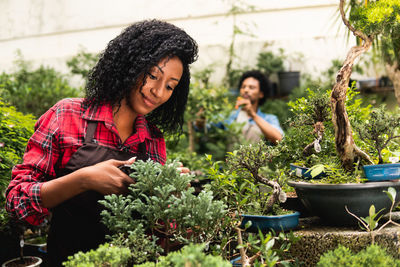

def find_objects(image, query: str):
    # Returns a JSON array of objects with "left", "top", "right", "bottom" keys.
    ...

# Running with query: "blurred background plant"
[{"left": 0, "top": 51, "right": 82, "bottom": 118}]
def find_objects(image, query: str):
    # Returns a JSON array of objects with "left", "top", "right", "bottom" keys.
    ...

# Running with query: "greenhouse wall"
[{"left": 0, "top": 0, "right": 361, "bottom": 83}]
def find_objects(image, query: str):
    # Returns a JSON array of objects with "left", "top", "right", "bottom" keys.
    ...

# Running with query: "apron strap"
[
  {"left": 85, "top": 121, "right": 98, "bottom": 143},
  {"left": 138, "top": 141, "right": 147, "bottom": 155}
]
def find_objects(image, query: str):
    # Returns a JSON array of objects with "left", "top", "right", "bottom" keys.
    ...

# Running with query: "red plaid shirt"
[{"left": 6, "top": 98, "right": 166, "bottom": 225}]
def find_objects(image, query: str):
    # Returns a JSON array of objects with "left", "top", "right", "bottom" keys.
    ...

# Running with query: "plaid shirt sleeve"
[{"left": 6, "top": 105, "right": 61, "bottom": 226}]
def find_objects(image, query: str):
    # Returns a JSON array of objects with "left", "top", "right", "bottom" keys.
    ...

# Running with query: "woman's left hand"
[{"left": 176, "top": 162, "right": 190, "bottom": 174}]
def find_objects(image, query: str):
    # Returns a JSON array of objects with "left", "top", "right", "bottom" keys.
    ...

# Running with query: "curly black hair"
[
  {"left": 85, "top": 19, "right": 198, "bottom": 134},
  {"left": 237, "top": 70, "right": 273, "bottom": 106}
]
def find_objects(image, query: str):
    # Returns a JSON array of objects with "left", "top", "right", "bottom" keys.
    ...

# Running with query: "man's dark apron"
[{"left": 47, "top": 121, "right": 149, "bottom": 266}]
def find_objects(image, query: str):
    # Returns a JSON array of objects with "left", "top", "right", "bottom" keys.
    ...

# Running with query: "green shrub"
[
  {"left": 135, "top": 243, "right": 231, "bottom": 267},
  {"left": 317, "top": 244, "right": 400, "bottom": 267},
  {"left": 0, "top": 98, "right": 36, "bottom": 205},
  {"left": 66, "top": 48, "right": 99, "bottom": 80},
  {"left": 0, "top": 53, "right": 82, "bottom": 117},
  {"left": 62, "top": 243, "right": 131, "bottom": 267},
  {"left": 99, "top": 159, "right": 227, "bottom": 263}
]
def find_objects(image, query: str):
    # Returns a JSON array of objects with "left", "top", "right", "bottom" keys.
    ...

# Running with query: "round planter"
[
  {"left": 362, "top": 163, "right": 400, "bottom": 181},
  {"left": 288, "top": 180, "right": 400, "bottom": 226},
  {"left": 240, "top": 212, "right": 300, "bottom": 233},
  {"left": 2, "top": 256, "right": 42, "bottom": 267}
]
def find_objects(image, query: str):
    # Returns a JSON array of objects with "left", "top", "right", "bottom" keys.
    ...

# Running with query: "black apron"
[{"left": 47, "top": 121, "right": 149, "bottom": 266}]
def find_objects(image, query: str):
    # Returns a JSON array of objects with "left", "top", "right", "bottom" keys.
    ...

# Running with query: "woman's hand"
[
  {"left": 84, "top": 157, "right": 137, "bottom": 195},
  {"left": 41, "top": 157, "right": 137, "bottom": 208}
]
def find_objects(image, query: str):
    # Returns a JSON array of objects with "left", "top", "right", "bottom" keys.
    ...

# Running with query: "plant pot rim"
[
  {"left": 288, "top": 180, "right": 400, "bottom": 190},
  {"left": 2, "top": 256, "right": 42, "bottom": 267},
  {"left": 363, "top": 163, "right": 400, "bottom": 167},
  {"left": 240, "top": 211, "right": 300, "bottom": 219}
]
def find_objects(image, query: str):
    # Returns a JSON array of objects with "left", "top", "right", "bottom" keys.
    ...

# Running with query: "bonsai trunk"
[
  {"left": 385, "top": 62, "right": 400, "bottom": 106},
  {"left": 331, "top": 0, "right": 374, "bottom": 171}
]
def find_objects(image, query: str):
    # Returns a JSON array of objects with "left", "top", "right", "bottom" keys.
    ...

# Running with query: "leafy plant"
[
  {"left": 99, "top": 159, "right": 227, "bottom": 260},
  {"left": 66, "top": 48, "right": 99, "bottom": 80},
  {"left": 62, "top": 243, "right": 131, "bottom": 267},
  {"left": 0, "top": 52, "right": 82, "bottom": 117},
  {"left": 235, "top": 229, "right": 300, "bottom": 267},
  {"left": 317, "top": 244, "right": 400, "bottom": 267},
  {"left": 348, "top": 0, "right": 400, "bottom": 106},
  {"left": 0, "top": 98, "right": 35, "bottom": 206},
  {"left": 136, "top": 243, "right": 231, "bottom": 267},
  {"left": 345, "top": 187, "right": 400, "bottom": 242},
  {"left": 256, "top": 49, "right": 285, "bottom": 78}
]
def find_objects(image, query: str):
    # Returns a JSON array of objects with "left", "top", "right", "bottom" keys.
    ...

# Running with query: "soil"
[{"left": 3, "top": 256, "right": 40, "bottom": 267}]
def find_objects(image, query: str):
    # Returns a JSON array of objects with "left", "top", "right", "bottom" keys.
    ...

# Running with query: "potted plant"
[
  {"left": 217, "top": 141, "right": 300, "bottom": 233},
  {"left": 285, "top": 0, "right": 400, "bottom": 226},
  {"left": 277, "top": 50, "right": 303, "bottom": 97},
  {"left": 353, "top": 106, "right": 400, "bottom": 181},
  {"left": 1, "top": 221, "right": 42, "bottom": 267},
  {"left": 79, "top": 159, "right": 227, "bottom": 266}
]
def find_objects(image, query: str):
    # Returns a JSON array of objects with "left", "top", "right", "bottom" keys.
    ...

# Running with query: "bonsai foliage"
[
  {"left": 349, "top": 0, "right": 400, "bottom": 105},
  {"left": 136, "top": 243, "right": 231, "bottom": 267},
  {"left": 100, "top": 159, "right": 227, "bottom": 258},
  {"left": 317, "top": 244, "right": 400, "bottom": 267},
  {"left": 63, "top": 243, "right": 131, "bottom": 267},
  {"left": 226, "top": 141, "right": 286, "bottom": 215},
  {"left": 274, "top": 85, "right": 375, "bottom": 183},
  {"left": 353, "top": 106, "right": 400, "bottom": 164},
  {"left": 287, "top": 88, "right": 331, "bottom": 157}
]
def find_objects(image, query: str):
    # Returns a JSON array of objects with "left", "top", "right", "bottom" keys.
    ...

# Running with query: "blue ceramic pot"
[
  {"left": 362, "top": 163, "right": 400, "bottom": 181},
  {"left": 240, "top": 212, "right": 300, "bottom": 233},
  {"left": 230, "top": 256, "right": 242, "bottom": 266},
  {"left": 290, "top": 163, "right": 326, "bottom": 179}
]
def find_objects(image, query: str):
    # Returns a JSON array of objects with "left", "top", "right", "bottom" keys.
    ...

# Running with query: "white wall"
[{"left": 0, "top": 0, "right": 359, "bottom": 83}]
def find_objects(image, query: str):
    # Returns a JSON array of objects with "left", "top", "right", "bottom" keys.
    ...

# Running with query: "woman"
[{"left": 6, "top": 19, "right": 198, "bottom": 266}]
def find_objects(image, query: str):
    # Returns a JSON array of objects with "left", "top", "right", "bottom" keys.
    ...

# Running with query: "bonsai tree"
[
  {"left": 225, "top": 141, "right": 286, "bottom": 215},
  {"left": 98, "top": 159, "right": 227, "bottom": 264},
  {"left": 354, "top": 106, "right": 400, "bottom": 164},
  {"left": 330, "top": 0, "right": 400, "bottom": 170}
]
